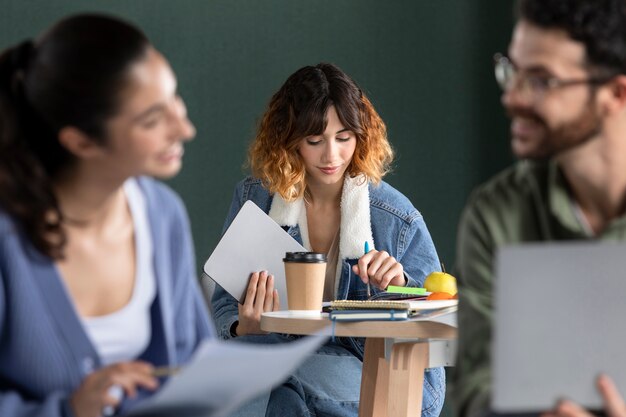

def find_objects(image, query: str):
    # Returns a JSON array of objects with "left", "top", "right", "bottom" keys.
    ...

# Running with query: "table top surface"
[{"left": 261, "top": 311, "right": 457, "bottom": 340}]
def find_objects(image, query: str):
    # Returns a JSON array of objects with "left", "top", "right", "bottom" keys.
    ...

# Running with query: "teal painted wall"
[{"left": 1, "top": 1, "right": 519, "bottom": 415}]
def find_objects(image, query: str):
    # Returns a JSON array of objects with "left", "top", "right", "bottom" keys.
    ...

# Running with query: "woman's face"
[
  {"left": 97, "top": 47, "right": 195, "bottom": 180},
  {"left": 298, "top": 105, "right": 357, "bottom": 189}
]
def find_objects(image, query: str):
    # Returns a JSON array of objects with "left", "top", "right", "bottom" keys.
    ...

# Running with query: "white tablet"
[
  {"left": 493, "top": 241, "right": 626, "bottom": 413},
  {"left": 203, "top": 200, "right": 306, "bottom": 308}
]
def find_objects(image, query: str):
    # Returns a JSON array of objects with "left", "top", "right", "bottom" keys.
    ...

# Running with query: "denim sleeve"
[
  {"left": 210, "top": 184, "right": 245, "bottom": 340},
  {"left": 398, "top": 213, "right": 441, "bottom": 287}
]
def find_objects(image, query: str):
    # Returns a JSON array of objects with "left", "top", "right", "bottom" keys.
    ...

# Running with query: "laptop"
[
  {"left": 492, "top": 241, "right": 626, "bottom": 413},
  {"left": 203, "top": 200, "right": 306, "bottom": 309}
]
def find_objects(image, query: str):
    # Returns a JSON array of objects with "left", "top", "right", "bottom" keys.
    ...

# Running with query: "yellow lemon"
[{"left": 423, "top": 271, "right": 457, "bottom": 295}]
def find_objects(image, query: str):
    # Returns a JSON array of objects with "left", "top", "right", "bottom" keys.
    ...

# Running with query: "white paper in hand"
[
  {"left": 126, "top": 333, "right": 328, "bottom": 417},
  {"left": 203, "top": 200, "right": 306, "bottom": 308}
]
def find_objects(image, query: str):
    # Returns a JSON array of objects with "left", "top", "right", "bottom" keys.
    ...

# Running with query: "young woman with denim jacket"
[{"left": 212, "top": 63, "right": 445, "bottom": 417}]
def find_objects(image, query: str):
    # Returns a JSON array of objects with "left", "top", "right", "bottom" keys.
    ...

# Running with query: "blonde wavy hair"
[{"left": 248, "top": 63, "right": 394, "bottom": 201}]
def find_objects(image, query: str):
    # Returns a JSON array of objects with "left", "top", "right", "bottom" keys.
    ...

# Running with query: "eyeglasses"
[{"left": 493, "top": 53, "right": 612, "bottom": 100}]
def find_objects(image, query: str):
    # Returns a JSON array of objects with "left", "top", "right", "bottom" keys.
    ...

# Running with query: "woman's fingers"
[
  {"left": 109, "top": 362, "right": 158, "bottom": 397},
  {"left": 367, "top": 250, "right": 390, "bottom": 280},
  {"left": 378, "top": 258, "right": 403, "bottom": 288},
  {"left": 263, "top": 275, "right": 277, "bottom": 311},
  {"left": 354, "top": 250, "right": 404, "bottom": 289},
  {"left": 372, "top": 254, "right": 395, "bottom": 285},
  {"left": 253, "top": 271, "right": 268, "bottom": 311},
  {"left": 243, "top": 272, "right": 259, "bottom": 307},
  {"left": 272, "top": 289, "right": 280, "bottom": 311},
  {"left": 237, "top": 271, "right": 277, "bottom": 336},
  {"left": 354, "top": 251, "right": 375, "bottom": 283},
  {"left": 70, "top": 361, "right": 159, "bottom": 417}
]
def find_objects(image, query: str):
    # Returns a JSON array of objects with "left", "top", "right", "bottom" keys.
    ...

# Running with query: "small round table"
[{"left": 261, "top": 311, "right": 457, "bottom": 417}]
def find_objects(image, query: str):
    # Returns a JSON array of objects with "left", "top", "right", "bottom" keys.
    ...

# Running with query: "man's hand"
[{"left": 541, "top": 375, "right": 626, "bottom": 417}]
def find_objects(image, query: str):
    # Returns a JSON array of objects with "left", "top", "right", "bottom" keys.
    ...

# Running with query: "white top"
[{"left": 82, "top": 179, "right": 156, "bottom": 365}]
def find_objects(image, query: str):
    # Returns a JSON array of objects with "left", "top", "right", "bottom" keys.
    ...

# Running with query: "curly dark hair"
[
  {"left": 248, "top": 63, "right": 393, "bottom": 201},
  {"left": 517, "top": 0, "right": 626, "bottom": 77}
]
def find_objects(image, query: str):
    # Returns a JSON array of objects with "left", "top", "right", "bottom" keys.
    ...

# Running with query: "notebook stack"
[{"left": 328, "top": 299, "right": 457, "bottom": 322}]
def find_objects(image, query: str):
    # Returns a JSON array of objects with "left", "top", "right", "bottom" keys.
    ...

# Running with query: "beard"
[{"left": 506, "top": 98, "right": 602, "bottom": 160}]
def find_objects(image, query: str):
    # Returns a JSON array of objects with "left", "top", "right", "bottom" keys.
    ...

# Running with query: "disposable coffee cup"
[{"left": 283, "top": 252, "right": 327, "bottom": 315}]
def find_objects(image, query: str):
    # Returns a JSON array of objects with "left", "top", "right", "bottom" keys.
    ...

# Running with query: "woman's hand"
[
  {"left": 541, "top": 375, "right": 626, "bottom": 417},
  {"left": 235, "top": 271, "right": 280, "bottom": 336},
  {"left": 70, "top": 361, "right": 159, "bottom": 417},
  {"left": 352, "top": 249, "right": 405, "bottom": 290}
]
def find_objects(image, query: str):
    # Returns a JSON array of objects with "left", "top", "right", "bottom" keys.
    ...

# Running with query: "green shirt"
[{"left": 452, "top": 160, "right": 626, "bottom": 417}]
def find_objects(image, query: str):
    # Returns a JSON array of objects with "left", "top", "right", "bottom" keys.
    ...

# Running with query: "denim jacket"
[{"left": 211, "top": 175, "right": 441, "bottom": 359}]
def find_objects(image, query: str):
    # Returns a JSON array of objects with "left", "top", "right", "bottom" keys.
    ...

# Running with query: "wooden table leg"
[
  {"left": 388, "top": 342, "right": 429, "bottom": 417},
  {"left": 359, "top": 338, "right": 389, "bottom": 417}
]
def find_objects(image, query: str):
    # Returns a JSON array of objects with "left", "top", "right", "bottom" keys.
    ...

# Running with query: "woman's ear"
[{"left": 57, "top": 127, "right": 103, "bottom": 159}]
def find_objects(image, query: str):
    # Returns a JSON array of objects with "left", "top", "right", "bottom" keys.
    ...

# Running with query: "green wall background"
[{"left": 0, "top": 0, "right": 514, "bottom": 278}]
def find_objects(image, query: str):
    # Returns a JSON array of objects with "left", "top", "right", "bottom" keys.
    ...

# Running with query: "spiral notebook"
[{"left": 328, "top": 309, "right": 409, "bottom": 321}]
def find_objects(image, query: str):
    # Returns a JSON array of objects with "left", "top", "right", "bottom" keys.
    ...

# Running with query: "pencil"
[{"left": 152, "top": 366, "right": 181, "bottom": 377}]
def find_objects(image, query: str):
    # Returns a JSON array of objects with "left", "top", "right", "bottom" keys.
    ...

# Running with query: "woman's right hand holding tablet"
[
  {"left": 70, "top": 361, "right": 159, "bottom": 417},
  {"left": 235, "top": 271, "right": 280, "bottom": 336}
]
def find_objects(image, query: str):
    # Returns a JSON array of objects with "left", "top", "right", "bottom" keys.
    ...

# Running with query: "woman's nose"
[
  {"left": 322, "top": 141, "right": 337, "bottom": 162},
  {"left": 170, "top": 97, "right": 195, "bottom": 141}
]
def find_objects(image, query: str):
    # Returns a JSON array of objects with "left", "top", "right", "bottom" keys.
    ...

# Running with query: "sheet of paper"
[
  {"left": 127, "top": 333, "right": 328, "bottom": 417},
  {"left": 411, "top": 307, "right": 458, "bottom": 327},
  {"left": 203, "top": 200, "right": 306, "bottom": 308}
]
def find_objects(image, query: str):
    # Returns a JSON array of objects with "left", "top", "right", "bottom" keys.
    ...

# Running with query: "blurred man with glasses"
[{"left": 453, "top": 1, "right": 626, "bottom": 417}]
